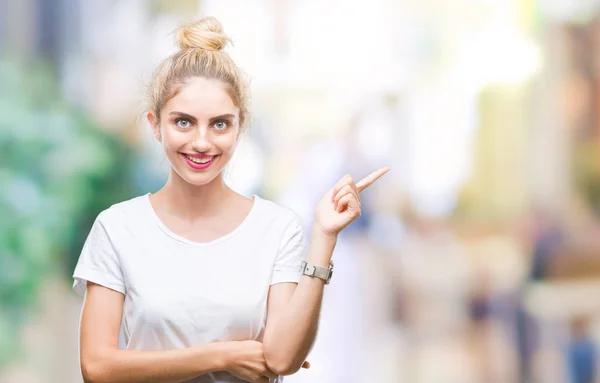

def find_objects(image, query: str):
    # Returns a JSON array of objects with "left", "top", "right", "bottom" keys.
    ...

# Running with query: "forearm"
[
  {"left": 263, "top": 227, "right": 337, "bottom": 375},
  {"left": 82, "top": 342, "right": 227, "bottom": 383}
]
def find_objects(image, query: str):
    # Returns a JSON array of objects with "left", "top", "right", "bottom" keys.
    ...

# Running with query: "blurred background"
[{"left": 4, "top": 0, "right": 600, "bottom": 382}]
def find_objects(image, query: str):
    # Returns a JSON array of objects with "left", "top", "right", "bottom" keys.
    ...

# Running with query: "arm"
[
  {"left": 262, "top": 169, "right": 389, "bottom": 376},
  {"left": 262, "top": 227, "right": 336, "bottom": 376},
  {"left": 79, "top": 282, "right": 229, "bottom": 383},
  {"left": 77, "top": 218, "right": 280, "bottom": 383}
]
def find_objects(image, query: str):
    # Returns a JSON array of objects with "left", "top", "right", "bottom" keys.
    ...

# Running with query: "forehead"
[{"left": 163, "top": 77, "right": 238, "bottom": 117}]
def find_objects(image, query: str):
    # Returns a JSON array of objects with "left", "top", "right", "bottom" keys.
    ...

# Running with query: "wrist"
[
  {"left": 207, "top": 342, "right": 233, "bottom": 372},
  {"left": 311, "top": 224, "right": 338, "bottom": 243},
  {"left": 308, "top": 226, "right": 337, "bottom": 267}
]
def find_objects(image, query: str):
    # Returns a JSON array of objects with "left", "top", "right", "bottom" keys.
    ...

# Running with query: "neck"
[{"left": 157, "top": 170, "right": 234, "bottom": 220}]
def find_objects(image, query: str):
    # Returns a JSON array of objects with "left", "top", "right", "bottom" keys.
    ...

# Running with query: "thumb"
[{"left": 301, "top": 361, "right": 311, "bottom": 369}]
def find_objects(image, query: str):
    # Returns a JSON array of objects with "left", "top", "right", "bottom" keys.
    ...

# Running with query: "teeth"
[{"left": 185, "top": 155, "right": 213, "bottom": 164}]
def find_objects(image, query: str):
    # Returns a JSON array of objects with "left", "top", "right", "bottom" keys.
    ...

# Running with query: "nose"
[{"left": 191, "top": 128, "right": 212, "bottom": 152}]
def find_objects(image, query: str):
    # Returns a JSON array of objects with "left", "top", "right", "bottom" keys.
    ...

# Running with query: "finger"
[
  {"left": 337, "top": 193, "right": 360, "bottom": 214},
  {"left": 331, "top": 174, "right": 353, "bottom": 201},
  {"left": 356, "top": 167, "right": 390, "bottom": 193},
  {"left": 334, "top": 190, "right": 360, "bottom": 212},
  {"left": 336, "top": 193, "right": 352, "bottom": 212},
  {"left": 333, "top": 185, "right": 357, "bottom": 208},
  {"left": 253, "top": 377, "right": 269, "bottom": 383},
  {"left": 302, "top": 361, "right": 311, "bottom": 369}
]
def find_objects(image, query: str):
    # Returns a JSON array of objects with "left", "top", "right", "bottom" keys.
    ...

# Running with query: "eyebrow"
[{"left": 168, "top": 111, "right": 236, "bottom": 123}]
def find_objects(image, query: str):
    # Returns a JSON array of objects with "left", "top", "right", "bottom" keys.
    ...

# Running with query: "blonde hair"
[{"left": 148, "top": 17, "right": 250, "bottom": 128}]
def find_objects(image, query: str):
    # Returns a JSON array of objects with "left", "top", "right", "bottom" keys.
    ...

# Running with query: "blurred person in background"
[
  {"left": 567, "top": 316, "right": 597, "bottom": 383},
  {"left": 516, "top": 209, "right": 563, "bottom": 382},
  {"left": 71, "top": 16, "right": 388, "bottom": 383}
]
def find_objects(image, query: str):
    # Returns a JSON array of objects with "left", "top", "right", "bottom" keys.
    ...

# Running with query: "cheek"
[
  {"left": 215, "top": 134, "right": 238, "bottom": 154},
  {"left": 161, "top": 129, "right": 184, "bottom": 151}
]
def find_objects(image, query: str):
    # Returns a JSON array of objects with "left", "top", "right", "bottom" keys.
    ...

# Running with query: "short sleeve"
[
  {"left": 72, "top": 211, "right": 126, "bottom": 297},
  {"left": 271, "top": 213, "right": 308, "bottom": 285}
]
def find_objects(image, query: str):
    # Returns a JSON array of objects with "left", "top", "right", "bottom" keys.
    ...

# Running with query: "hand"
[
  {"left": 223, "top": 340, "right": 275, "bottom": 382},
  {"left": 314, "top": 168, "right": 390, "bottom": 237},
  {"left": 223, "top": 341, "right": 310, "bottom": 382}
]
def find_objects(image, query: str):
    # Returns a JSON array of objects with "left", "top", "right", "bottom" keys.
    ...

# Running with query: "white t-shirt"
[{"left": 72, "top": 194, "right": 308, "bottom": 383}]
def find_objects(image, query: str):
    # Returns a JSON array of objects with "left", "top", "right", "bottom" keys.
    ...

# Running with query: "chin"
[
  {"left": 182, "top": 173, "right": 221, "bottom": 186},
  {"left": 179, "top": 167, "right": 226, "bottom": 185}
]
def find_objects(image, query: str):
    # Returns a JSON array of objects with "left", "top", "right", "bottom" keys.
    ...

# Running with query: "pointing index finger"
[{"left": 356, "top": 167, "right": 390, "bottom": 193}]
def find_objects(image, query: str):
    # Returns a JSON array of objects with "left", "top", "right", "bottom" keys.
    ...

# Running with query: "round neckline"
[{"left": 144, "top": 193, "right": 260, "bottom": 247}]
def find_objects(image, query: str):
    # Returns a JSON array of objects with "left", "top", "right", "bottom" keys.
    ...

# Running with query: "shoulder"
[
  {"left": 253, "top": 196, "right": 307, "bottom": 238},
  {"left": 94, "top": 193, "right": 150, "bottom": 226},
  {"left": 255, "top": 195, "right": 303, "bottom": 225}
]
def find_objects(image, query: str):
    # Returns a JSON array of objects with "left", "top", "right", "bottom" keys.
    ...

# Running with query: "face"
[{"left": 148, "top": 77, "right": 241, "bottom": 186}]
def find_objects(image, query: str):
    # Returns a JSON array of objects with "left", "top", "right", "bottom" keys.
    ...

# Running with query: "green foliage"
[{"left": 0, "top": 58, "right": 137, "bottom": 367}]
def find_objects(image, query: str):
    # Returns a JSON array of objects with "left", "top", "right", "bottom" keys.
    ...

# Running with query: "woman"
[{"left": 73, "top": 16, "right": 388, "bottom": 383}]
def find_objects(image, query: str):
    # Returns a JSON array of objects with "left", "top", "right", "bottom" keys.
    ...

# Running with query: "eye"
[
  {"left": 214, "top": 120, "right": 229, "bottom": 130},
  {"left": 175, "top": 118, "right": 191, "bottom": 129}
]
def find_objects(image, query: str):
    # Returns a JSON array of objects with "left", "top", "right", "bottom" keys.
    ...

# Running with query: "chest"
[
  {"left": 123, "top": 238, "right": 276, "bottom": 298},
  {"left": 117, "top": 237, "right": 278, "bottom": 341}
]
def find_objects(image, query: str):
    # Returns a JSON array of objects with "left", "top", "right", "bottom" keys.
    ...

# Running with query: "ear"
[{"left": 147, "top": 111, "right": 162, "bottom": 142}]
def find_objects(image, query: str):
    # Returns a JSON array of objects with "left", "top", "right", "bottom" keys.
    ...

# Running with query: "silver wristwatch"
[{"left": 300, "top": 260, "right": 334, "bottom": 285}]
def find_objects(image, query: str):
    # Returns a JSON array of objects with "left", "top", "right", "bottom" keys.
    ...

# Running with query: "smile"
[{"left": 181, "top": 153, "right": 217, "bottom": 170}]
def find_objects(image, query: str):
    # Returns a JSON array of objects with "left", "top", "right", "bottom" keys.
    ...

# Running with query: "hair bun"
[{"left": 176, "top": 17, "right": 231, "bottom": 51}]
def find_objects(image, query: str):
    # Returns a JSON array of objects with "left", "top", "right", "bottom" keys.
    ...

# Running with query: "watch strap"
[{"left": 300, "top": 260, "right": 333, "bottom": 284}]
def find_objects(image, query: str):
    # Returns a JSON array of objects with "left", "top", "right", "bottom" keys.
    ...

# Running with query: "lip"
[
  {"left": 181, "top": 153, "right": 217, "bottom": 170},
  {"left": 182, "top": 153, "right": 215, "bottom": 159}
]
